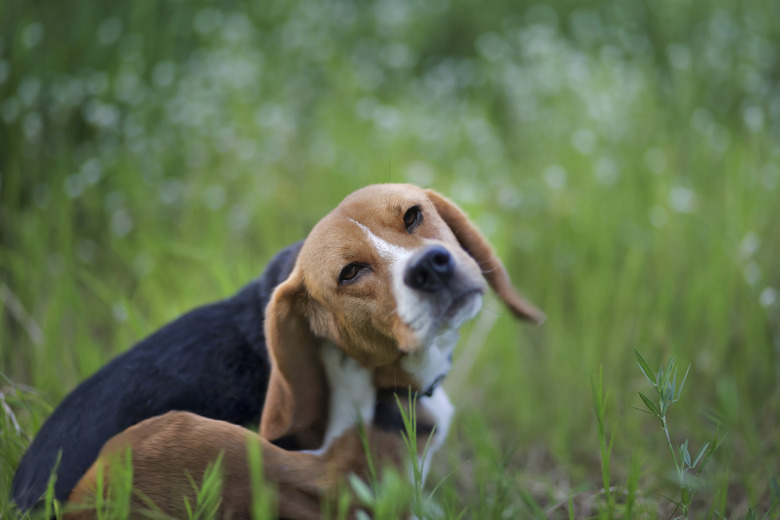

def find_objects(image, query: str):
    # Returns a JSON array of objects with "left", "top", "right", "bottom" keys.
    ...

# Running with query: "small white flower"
[
  {"left": 112, "top": 303, "right": 128, "bottom": 322},
  {"left": 743, "top": 262, "right": 761, "bottom": 286},
  {"left": 759, "top": 287, "right": 777, "bottom": 308},
  {"left": 543, "top": 164, "right": 567, "bottom": 190},
  {"left": 739, "top": 232, "right": 760, "bottom": 260},
  {"left": 669, "top": 186, "right": 697, "bottom": 213}
]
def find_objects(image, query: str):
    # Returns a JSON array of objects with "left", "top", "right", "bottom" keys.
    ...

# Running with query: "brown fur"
[{"left": 67, "top": 396, "right": 429, "bottom": 520}]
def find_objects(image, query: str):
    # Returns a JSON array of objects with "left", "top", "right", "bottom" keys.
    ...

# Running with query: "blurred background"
[{"left": 1, "top": 0, "right": 779, "bottom": 517}]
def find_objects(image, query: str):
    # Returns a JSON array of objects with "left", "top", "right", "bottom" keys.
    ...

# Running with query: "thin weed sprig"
[
  {"left": 634, "top": 349, "right": 723, "bottom": 519},
  {"left": 591, "top": 367, "right": 615, "bottom": 519}
]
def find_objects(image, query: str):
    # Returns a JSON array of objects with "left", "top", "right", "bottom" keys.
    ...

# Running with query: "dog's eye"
[
  {"left": 339, "top": 263, "right": 368, "bottom": 285},
  {"left": 403, "top": 205, "right": 422, "bottom": 233}
]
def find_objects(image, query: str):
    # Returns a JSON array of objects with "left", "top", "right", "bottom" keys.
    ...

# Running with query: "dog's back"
[{"left": 11, "top": 242, "right": 302, "bottom": 510}]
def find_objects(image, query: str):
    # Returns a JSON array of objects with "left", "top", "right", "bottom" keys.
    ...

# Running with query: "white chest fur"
[
  {"left": 400, "top": 329, "right": 458, "bottom": 392},
  {"left": 309, "top": 342, "right": 376, "bottom": 454}
]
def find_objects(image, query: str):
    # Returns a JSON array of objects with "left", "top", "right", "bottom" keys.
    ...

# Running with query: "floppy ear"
[
  {"left": 260, "top": 272, "right": 328, "bottom": 443},
  {"left": 425, "top": 189, "right": 545, "bottom": 324}
]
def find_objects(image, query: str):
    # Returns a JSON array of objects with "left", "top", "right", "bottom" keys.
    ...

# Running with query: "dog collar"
[
  {"left": 422, "top": 374, "right": 445, "bottom": 397},
  {"left": 381, "top": 374, "right": 444, "bottom": 400}
]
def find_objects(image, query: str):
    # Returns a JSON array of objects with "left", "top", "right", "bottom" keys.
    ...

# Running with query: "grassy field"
[{"left": 1, "top": 0, "right": 779, "bottom": 518}]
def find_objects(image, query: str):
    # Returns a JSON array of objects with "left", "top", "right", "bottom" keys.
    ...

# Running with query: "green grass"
[{"left": 2, "top": 0, "right": 780, "bottom": 517}]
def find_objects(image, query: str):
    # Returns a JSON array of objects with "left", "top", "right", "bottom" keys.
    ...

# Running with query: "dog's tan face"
[
  {"left": 260, "top": 183, "right": 543, "bottom": 444},
  {"left": 297, "top": 184, "right": 487, "bottom": 367}
]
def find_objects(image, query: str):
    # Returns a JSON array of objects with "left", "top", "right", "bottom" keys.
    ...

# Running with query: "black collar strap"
[
  {"left": 381, "top": 373, "right": 446, "bottom": 399},
  {"left": 422, "top": 374, "right": 445, "bottom": 397}
]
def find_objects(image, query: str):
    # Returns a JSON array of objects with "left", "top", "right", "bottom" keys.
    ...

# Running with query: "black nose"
[{"left": 403, "top": 245, "right": 454, "bottom": 292}]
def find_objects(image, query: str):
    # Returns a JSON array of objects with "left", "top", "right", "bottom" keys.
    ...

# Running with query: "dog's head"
[{"left": 260, "top": 184, "right": 543, "bottom": 443}]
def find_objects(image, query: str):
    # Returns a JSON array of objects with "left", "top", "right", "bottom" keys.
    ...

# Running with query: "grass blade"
[
  {"left": 638, "top": 392, "right": 661, "bottom": 418},
  {"left": 635, "top": 349, "right": 656, "bottom": 385}
]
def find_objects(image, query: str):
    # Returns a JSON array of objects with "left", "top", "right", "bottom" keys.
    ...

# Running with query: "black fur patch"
[{"left": 11, "top": 242, "right": 303, "bottom": 510}]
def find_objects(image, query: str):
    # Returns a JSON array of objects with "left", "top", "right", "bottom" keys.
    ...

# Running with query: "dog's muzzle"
[{"left": 403, "top": 245, "right": 454, "bottom": 292}]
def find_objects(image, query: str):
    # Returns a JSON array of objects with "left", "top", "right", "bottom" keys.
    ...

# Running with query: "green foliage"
[
  {"left": 0, "top": 373, "right": 52, "bottom": 516},
  {"left": 634, "top": 349, "right": 724, "bottom": 519},
  {"left": 42, "top": 452, "right": 62, "bottom": 520},
  {"left": 61, "top": 448, "right": 137, "bottom": 520},
  {"left": 394, "top": 392, "right": 428, "bottom": 516},
  {"left": 2, "top": 0, "right": 780, "bottom": 517},
  {"left": 591, "top": 368, "right": 615, "bottom": 518},
  {"left": 182, "top": 453, "right": 224, "bottom": 520},
  {"left": 348, "top": 471, "right": 413, "bottom": 520},
  {"left": 246, "top": 437, "right": 274, "bottom": 520},
  {"left": 345, "top": 394, "right": 421, "bottom": 520}
]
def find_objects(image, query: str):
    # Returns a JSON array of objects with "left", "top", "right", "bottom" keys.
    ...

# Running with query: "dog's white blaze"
[
  {"left": 307, "top": 343, "right": 376, "bottom": 455},
  {"left": 413, "top": 387, "right": 454, "bottom": 486},
  {"left": 392, "top": 257, "right": 429, "bottom": 333},
  {"left": 350, "top": 219, "right": 423, "bottom": 332},
  {"left": 351, "top": 219, "right": 409, "bottom": 262}
]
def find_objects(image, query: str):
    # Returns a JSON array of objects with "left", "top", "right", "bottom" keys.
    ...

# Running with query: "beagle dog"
[
  {"left": 66, "top": 184, "right": 543, "bottom": 518},
  {"left": 14, "top": 184, "right": 542, "bottom": 516}
]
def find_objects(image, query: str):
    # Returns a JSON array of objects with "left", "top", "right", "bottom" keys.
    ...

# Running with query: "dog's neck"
[
  {"left": 399, "top": 328, "right": 458, "bottom": 395},
  {"left": 314, "top": 332, "right": 458, "bottom": 458},
  {"left": 332, "top": 327, "right": 459, "bottom": 395}
]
